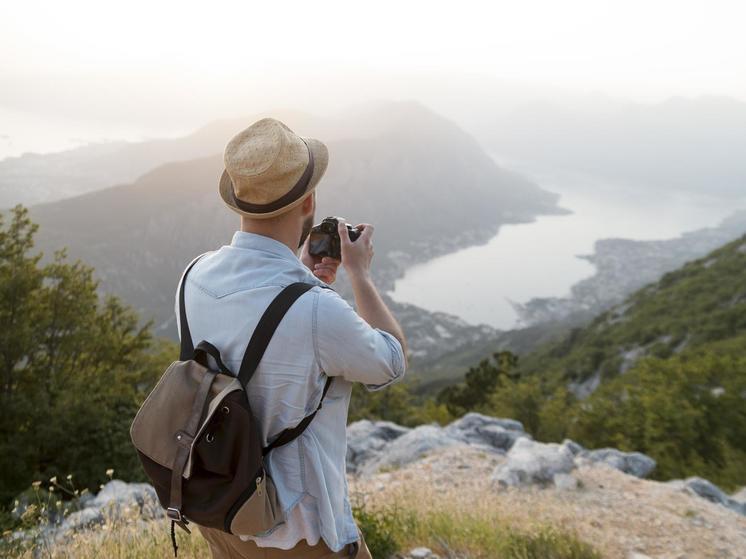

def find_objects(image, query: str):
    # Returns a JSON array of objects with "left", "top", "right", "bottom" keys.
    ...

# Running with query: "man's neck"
[{"left": 240, "top": 218, "right": 300, "bottom": 256}]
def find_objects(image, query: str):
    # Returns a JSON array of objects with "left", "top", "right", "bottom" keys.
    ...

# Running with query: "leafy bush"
[
  {"left": 569, "top": 349, "right": 746, "bottom": 488},
  {"left": 437, "top": 351, "right": 518, "bottom": 417},
  {"left": 0, "top": 206, "right": 174, "bottom": 510},
  {"left": 349, "top": 378, "right": 452, "bottom": 427},
  {"left": 352, "top": 503, "right": 409, "bottom": 559}
]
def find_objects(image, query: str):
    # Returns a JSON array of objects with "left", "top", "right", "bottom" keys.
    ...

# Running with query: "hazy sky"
[{"left": 2, "top": 0, "right": 746, "bottom": 156}]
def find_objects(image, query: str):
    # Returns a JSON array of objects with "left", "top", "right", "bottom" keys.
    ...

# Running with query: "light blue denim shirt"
[{"left": 174, "top": 231, "right": 406, "bottom": 552}]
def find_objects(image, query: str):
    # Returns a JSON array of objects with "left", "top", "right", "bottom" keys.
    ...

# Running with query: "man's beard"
[{"left": 298, "top": 213, "right": 315, "bottom": 249}]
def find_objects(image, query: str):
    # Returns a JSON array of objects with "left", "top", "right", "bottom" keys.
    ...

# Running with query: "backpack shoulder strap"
[
  {"left": 262, "top": 375, "right": 333, "bottom": 456},
  {"left": 178, "top": 253, "right": 210, "bottom": 360},
  {"left": 237, "top": 282, "right": 323, "bottom": 387},
  {"left": 236, "top": 281, "right": 335, "bottom": 454}
]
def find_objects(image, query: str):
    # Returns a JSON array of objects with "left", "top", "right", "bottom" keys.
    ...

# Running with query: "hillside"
[
  {"left": 516, "top": 233, "right": 746, "bottom": 395},
  {"left": 23, "top": 102, "right": 562, "bottom": 365},
  {"left": 407, "top": 213, "right": 746, "bottom": 392}
]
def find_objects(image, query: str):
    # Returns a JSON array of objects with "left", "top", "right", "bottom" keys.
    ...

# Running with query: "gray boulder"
[
  {"left": 358, "top": 424, "right": 466, "bottom": 476},
  {"left": 15, "top": 480, "right": 164, "bottom": 546},
  {"left": 57, "top": 506, "right": 105, "bottom": 534},
  {"left": 346, "top": 420, "right": 410, "bottom": 475},
  {"left": 578, "top": 448, "right": 656, "bottom": 478},
  {"left": 553, "top": 472, "right": 580, "bottom": 491},
  {"left": 444, "top": 412, "right": 528, "bottom": 451},
  {"left": 560, "top": 439, "right": 585, "bottom": 456},
  {"left": 731, "top": 487, "right": 746, "bottom": 503},
  {"left": 89, "top": 480, "right": 161, "bottom": 518},
  {"left": 492, "top": 438, "right": 575, "bottom": 487},
  {"left": 668, "top": 477, "right": 746, "bottom": 516}
]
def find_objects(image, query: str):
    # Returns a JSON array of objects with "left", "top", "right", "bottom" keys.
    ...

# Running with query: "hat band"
[{"left": 230, "top": 140, "right": 315, "bottom": 214}]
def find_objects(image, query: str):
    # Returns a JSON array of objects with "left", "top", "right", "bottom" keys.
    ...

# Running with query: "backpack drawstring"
[{"left": 170, "top": 519, "right": 178, "bottom": 557}]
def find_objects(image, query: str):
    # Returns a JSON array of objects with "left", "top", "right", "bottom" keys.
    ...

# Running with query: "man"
[{"left": 175, "top": 118, "right": 408, "bottom": 558}]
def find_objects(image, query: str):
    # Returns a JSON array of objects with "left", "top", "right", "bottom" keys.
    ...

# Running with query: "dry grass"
[
  {"left": 2, "top": 480, "right": 600, "bottom": 559},
  {"left": 352, "top": 480, "right": 600, "bottom": 559},
  {"left": 3, "top": 505, "right": 210, "bottom": 559},
  {"left": 350, "top": 445, "right": 746, "bottom": 559}
]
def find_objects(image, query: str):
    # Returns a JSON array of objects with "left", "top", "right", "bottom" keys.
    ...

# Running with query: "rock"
[
  {"left": 89, "top": 480, "right": 160, "bottom": 517},
  {"left": 491, "top": 438, "right": 575, "bottom": 487},
  {"left": 358, "top": 424, "right": 467, "bottom": 476},
  {"left": 668, "top": 477, "right": 746, "bottom": 516},
  {"left": 57, "top": 506, "right": 105, "bottom": 534},
  {"left": 444, "top": 412, "right": 528, "bottom": 451},
  {"left": 731, "top": 487, "right": 746, "bottom": 503},
  {"left": 346, "top": 420, "right": 411, "bottom": 475},
  {"left": 579, "top": 448, "right": 656, "bottom": 478},
  {"left": 568, "top": 369, "right": 602, "bottom": 399},
  {"left": 446, "top": 412, "right": 525, "bottom": 435},
  {"left": 20, "top": 480, "right": 165, "bottom": 545},
  {"left": 560, "top": 439, "right": 585, "bottom": 456},
  {"left": 405, "top": 547, "right": 440, "bottom": 559},
  {"left": 553, "top": 473, "right": 580, "bottom": 490}
]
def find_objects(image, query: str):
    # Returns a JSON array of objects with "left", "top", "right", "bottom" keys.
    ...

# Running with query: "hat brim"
[{"left": 219, "top": 136, "right": 328, "bottom": 219}]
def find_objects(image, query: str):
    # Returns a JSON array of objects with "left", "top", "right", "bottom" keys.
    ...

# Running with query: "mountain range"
[{"left": 19, "top": 102, "right": 563, "bottom": 366}]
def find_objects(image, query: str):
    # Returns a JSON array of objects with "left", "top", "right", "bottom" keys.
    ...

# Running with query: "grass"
[
  {"left": 352, "top": 494, "right": 601, "bottom": 559},
  {"left": 2, "top": 498, "right": 601, "bottom": 559},
  {"left": 1, "top": 509, "right": 212, "bottom": 559},
  {"left": 2, "top": 472, "right": 602, "bottom": 559}
]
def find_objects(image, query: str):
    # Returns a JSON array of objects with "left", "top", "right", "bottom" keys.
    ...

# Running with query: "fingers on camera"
[{"left": 357, "top": 223, "right": 374, "bottom": 239}]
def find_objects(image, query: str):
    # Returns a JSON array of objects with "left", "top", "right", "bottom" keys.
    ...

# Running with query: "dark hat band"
[{"left": 230, "top": 139, "right": 314, "bottom": 214}]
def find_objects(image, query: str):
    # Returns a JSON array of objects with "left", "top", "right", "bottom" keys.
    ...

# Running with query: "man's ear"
[{"left": 301, "top": 191, "right": 315, "bottom": 215}]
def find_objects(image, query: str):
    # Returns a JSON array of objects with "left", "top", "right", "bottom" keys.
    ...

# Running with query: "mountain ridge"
[{"left": 22, "top": 102, "right": 563, "bottom": 367}]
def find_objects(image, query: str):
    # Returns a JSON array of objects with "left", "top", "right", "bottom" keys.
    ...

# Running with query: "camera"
[{"left": 308, "top": 216, "right": 361, "bottom": 260}]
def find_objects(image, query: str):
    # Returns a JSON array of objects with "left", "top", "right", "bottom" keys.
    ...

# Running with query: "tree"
[
  {"left": 0, "top": 206, "right": 173, "bottom": 505},
  {"left": 349, "top": 379, "right": 452, "bottom": 427},
  {"left": 437, "top": 351, "right": 518, "bottom": 417},
  {"left": 569, "top": 350, "right": 746, "bottom": 488}
]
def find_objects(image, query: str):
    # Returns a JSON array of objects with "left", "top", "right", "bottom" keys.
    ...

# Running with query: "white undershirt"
[{"left": 238, "top": 494, "right": 322, "bottom": 549}]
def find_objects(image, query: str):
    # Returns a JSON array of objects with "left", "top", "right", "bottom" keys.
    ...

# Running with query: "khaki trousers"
[{"left": 197, "top": 525, "right": 373, "bottom": 559}]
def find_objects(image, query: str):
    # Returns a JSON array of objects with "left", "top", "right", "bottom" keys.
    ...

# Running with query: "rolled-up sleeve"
[{"left": 313, "top": 288, "right": 406, "bottom": 391}]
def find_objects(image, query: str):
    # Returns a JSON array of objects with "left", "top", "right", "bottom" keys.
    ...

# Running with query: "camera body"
[{"left": 308, "top": 216, "right": 361, "bottom": 260}]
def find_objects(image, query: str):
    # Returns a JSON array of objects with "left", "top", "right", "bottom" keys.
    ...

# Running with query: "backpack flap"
[
  {"left": 183, "top": 375, "right": 243, "bottom": 477},
  {"left": 129, "top": 359, "right": 238, "bottom": 479}
]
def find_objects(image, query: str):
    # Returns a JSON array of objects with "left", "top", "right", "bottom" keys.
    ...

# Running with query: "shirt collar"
[{"left": 230, "top": 231, "right": 300, "bottom": 262}]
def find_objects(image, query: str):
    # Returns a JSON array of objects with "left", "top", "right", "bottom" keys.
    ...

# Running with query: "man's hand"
[
  {"left": 338, "top": 220, "right": 374, "bottom": 279},
  {"left": 300, "top": 235, "right": 341, "bottom": 284}
]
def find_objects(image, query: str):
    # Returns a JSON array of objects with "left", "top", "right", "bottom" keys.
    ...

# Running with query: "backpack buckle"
[{"left": 166, "top": 507, "right": 183, "bottom": 522}]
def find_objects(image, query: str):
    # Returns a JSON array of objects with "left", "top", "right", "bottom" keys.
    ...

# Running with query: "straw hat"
[{"left": 219, "top": 118, "right": 329, "bottom": 219}]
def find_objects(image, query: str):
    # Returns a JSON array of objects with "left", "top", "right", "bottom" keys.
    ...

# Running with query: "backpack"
[{"left": 129, "top": 255, "right": 333, "bottom": 556}]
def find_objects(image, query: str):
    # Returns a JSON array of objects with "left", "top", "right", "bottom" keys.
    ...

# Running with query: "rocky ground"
[
  {"left": 7, "top": 413, "right": 745, "bottom": 559},
  {"left": 346, "top": 413, "right": 746, "bottom": 559},
  {"left": 351, "top": 446, "right": 746, "bottom": 559}
]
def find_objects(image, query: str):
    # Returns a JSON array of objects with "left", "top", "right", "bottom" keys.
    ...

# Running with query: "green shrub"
[{"left": 0, "top": 206, "right": 174, "bottom": 509}]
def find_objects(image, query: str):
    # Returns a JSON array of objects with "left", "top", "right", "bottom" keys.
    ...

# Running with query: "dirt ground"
[{"left": 349, "top": 446, "right": 746, "bottom": 559}]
